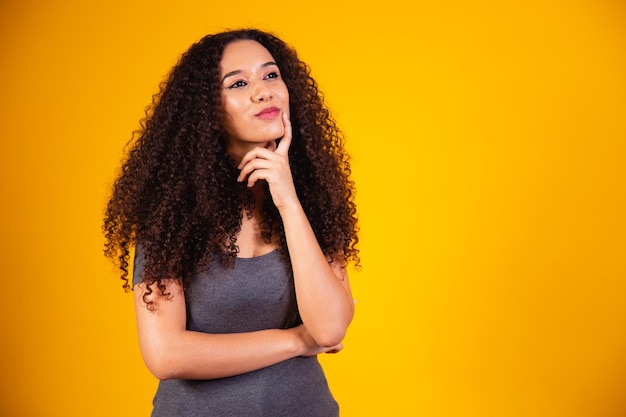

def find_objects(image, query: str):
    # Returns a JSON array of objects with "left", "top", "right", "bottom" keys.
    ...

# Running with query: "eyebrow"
[{"left": 221, "top": 61, "right": 278, "bottom": 83}]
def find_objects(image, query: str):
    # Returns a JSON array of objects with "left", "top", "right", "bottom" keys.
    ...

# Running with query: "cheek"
[
  {"left": 220, "top": 99, "right": 238, "bottom": 127},
  {"left": 281, "top": 87, "right": 290, "bottom": 115}
]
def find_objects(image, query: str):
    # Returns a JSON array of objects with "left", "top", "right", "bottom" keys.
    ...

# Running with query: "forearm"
[
  {"left": 140, "top": 327, "right": 299, "bottom": 380},
  {"left": 134, "top": 282, "right": 309, "bottom": 381},
  {"left": 279, "top": 203, "right": 354, "bottom": 346}
]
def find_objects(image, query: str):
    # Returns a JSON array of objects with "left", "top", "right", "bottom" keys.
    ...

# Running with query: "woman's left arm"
[
  {"left": 279, "top": 203, "right": 355, "bottom": 347},
  {"left": 237, "top": 112, "right": 354, "bottom": 347}
]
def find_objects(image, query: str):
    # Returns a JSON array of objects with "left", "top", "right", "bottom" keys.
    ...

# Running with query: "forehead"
[{"left": 219, "top": 40, "right": 276, "bottom": 75}]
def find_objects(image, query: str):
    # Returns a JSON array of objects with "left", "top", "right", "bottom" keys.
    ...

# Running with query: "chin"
[{"left": 262, "top": 127, "right": 285, "bottom": 141}]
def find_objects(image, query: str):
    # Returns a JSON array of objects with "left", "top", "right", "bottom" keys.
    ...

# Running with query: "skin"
[
  {"left": 220, "top": 39, "right": 290, "bottom": 161},
  {"left": 133, "top": 39, "right": 354, "bottom": 381}
]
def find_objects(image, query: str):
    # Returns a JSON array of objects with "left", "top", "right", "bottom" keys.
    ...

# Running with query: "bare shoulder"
[{"left": 134, "top": 279, "right": 184, "bottom": 311}]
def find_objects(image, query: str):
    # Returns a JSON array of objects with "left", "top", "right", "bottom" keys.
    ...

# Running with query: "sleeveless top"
[{"left": 133, "top": 248, "right": 339, "bottom": 417}]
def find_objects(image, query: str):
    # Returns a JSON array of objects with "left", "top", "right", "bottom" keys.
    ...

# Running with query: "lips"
[{"left": 255, "top": 107, "right": 280, "bottom": 119}]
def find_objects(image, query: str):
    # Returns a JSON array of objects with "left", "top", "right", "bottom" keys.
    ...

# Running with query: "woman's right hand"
[{"left": 289, "top": 324, "right": 343, "bottom": 356}]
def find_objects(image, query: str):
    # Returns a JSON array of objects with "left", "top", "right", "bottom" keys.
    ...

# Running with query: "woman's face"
[{"left": 219, "top": 39, "right": 290, "bottom": 155}]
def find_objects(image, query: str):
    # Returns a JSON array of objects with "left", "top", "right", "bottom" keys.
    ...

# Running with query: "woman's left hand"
[{"left": 237, "top": 112, "right": 299, "bottom": 210}]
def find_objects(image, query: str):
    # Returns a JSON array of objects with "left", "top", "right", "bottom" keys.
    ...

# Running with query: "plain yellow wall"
[{"left": 1, "top": 0, "right": 625, "bottom": 416}]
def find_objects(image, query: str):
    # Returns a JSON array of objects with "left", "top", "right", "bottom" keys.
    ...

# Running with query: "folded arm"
[{"left": 133, "top": 280, "right": 340, "bottom": 380}]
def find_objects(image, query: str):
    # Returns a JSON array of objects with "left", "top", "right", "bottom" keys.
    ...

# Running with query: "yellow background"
[{"left": 1, "top": 0, "right": 625, "bottom": 416}]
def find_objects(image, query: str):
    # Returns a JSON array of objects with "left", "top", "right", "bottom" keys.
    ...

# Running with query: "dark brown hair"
[{"left": 103, "top": 29, "right": 359, "bottom": 292}]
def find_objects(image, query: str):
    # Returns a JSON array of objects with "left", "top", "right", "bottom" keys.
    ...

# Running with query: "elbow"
[
  {"left": 141, "top": 347, "right": 182, "bottom": 381},
  {"left": 310, "top": 308, "right": 354, "bottom": 347},
  {"left": 148, "top": 365, "right": 178, "bottom": 381},
  {"left": 313, "top": 317, "right": 352, "bottom": 347},
  {"left": 315, "top": 330, "right": 346, "bottom": 348}
]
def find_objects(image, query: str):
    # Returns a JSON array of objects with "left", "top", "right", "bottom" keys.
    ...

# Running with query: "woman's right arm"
[{"left": 133, "top": 279, "right": 340, "bottom": 380}]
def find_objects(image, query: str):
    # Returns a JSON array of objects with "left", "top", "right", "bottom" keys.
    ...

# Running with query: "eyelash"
[
  {"left": 227, "top": 71, "right": 280, "bottom": 89},
  {"left": 228, "top": 80, "right": 247, "bottom": 89}
]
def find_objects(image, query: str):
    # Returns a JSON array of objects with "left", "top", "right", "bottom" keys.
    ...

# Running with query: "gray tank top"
[{"left": 133, "top": 248, "right": 339, "bottom": 417}]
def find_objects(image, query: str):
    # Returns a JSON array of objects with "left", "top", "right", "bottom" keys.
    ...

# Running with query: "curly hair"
[{"left": 103, "top": 29, "right": 359, "bottom": 294}]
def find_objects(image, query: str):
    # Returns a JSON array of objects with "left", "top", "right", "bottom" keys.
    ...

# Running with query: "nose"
[{"left": 251, "top": 82, "right": 273, "bottom": 103}]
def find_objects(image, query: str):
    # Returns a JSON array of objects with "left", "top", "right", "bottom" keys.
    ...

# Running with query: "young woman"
[{"left": 104, "top": 29, "right": 359, "bottom": 416}]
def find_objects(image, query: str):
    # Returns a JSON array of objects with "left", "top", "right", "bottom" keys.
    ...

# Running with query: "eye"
[
  {"left": 227, "top": 80, "right": 247, "bottom": 89},
  {"left": 264, "top": 71, "right": 280, "bottom": 80}
]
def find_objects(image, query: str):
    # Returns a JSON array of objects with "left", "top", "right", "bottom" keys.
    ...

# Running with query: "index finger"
[{"left": 275, "top": 112, "right": 292, "bottom": 156}]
